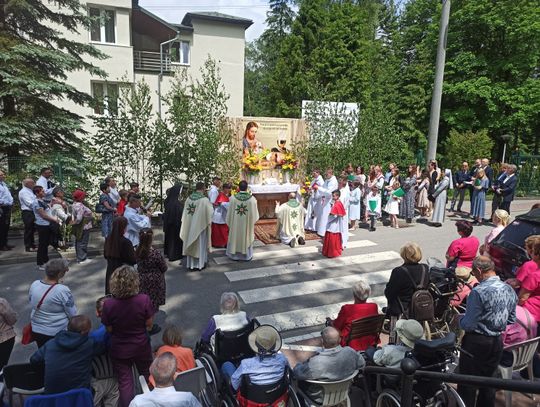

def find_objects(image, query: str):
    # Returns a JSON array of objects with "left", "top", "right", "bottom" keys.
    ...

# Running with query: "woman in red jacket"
[{"left": 327, "top": 280, "right": 379, "bottom": 350}]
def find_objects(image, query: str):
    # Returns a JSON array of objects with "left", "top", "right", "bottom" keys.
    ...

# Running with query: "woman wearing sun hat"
[
  {"left": 368, "top": 319, "right": 424, "bottom": 368},
  {"left": 223, "top": 325, "right": 290, "bottom": 397}
]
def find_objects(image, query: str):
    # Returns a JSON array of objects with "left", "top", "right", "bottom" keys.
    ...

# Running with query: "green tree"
[
  {"left": 160, "top": 58, "right": 240, "bottom": 186},
  {"left": 0, "top": 0, "right": 106, "bottom": 158},
  {"left": 92, "top": 79, "right": 156, "bottom": 190},
  {"left": 442, "top": 129, "right": 494, "bottom": 170}
]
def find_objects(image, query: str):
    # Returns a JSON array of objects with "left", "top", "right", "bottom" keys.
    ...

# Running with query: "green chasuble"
[
  {"left": 180, "top": 192, "right": 213, "bottom": 258},
  {"left": 226, "top": 191, "right": 259, "bottom": 254}
]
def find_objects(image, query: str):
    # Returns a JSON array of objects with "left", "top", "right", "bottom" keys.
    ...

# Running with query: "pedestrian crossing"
[{"left": 222, "top": 237, "right": 402, "bottom": 342}]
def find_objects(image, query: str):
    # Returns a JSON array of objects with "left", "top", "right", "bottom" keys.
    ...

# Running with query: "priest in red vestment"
[{"left": 322, "top": 190, "right": 347, "bottom": 258}]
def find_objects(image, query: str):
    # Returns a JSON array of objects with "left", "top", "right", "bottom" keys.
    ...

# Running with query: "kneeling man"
[{"left": 275, "top": 192, "right": 306, "bottom": 247}]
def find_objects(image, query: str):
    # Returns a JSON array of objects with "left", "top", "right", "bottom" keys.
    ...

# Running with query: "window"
[
  {"left": 170, "top": 41, "right": 190, "bottom": 65},
  {"left": 92, "top": 82, "right": 119, "bottom": 115},
  {"left": 90, "top": 8, "right": 116, "bottom": 44}
]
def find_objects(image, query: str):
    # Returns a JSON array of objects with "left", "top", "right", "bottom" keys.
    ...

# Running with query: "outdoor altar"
[{"left": 235, "top": 118, "right": 306, "bottom": 218}]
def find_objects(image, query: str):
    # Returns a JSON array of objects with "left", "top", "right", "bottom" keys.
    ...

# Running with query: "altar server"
[
  {"left": 322, "top": 190, "right": 347, "bottom": 258},
  {"left": 211, "top": 183, "right": 231, "bottom": 248},
  {"left": 314, "top": 168, "right": 339, "bottom": 237},
  {"left": 349, "top": 181, "right": 362, "bottom": 230},
  {"left": 226, "top": 181, "right": 259, "bottom": 261},
  {"left": 208, "top": 177, "right": 221, "bottom": 206},
  {"left": 275, "top": 192, "right": 307, "bottom": 247},
  {"left": 339, "top": 177, "right": 350, "bottom": 248},
  {"left": 180, "top": 182, "right": 213, "bottom": 271},
  {"left": 305, "top": 169, "right": 324, "bottom": 231}
]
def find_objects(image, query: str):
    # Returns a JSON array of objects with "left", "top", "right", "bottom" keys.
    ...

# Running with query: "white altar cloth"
[{"left": 248, "top": 184, "right": 300, "bottom": 194}]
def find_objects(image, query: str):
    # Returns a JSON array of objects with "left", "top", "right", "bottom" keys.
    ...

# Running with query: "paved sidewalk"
[{"left": 0, "top": 227, "right": 165, "bottom": 266}]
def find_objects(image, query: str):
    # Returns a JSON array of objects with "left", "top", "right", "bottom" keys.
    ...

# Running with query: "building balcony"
[{"left": 133, "top": 50, "right": 172, "bottom": 73}]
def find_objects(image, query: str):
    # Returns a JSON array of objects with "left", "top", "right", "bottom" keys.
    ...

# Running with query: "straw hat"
[
  {"left": 455, "top": 266, "right": 474, "bottom": 283},
  {"left": 395, "top": 319, "right": 424, "bottom": 348},
  {"left": 248, "top": 325, "right": 282, "bottom": 354}
]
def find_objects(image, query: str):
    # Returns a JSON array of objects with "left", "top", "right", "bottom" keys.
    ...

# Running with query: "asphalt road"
[{"left": 1, "top": 200, "right": 537, "bottom": 366}]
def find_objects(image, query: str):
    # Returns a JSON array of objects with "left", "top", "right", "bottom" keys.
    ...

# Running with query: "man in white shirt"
[
  {"left": 0, "top": 170, "right": 14, "bottom": 251},
  {"left": 129, "top": 352, "right": 201, "bottom": 407},
  {"left": 124, "top": 194, "right": 151, "bottom": 247},
  {"left": 208, "top": 176, "right": 221, "bottom": 206},
  {"left": 36, "top": 167, "right": 55, "bottom": 203},
  {"left": 18, "top": 177, "right": 37, "bottom": 252}
]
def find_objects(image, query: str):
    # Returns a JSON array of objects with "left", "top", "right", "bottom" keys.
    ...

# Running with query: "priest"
[
  {"left": 226, "top": 180, "right": 259, "bottom": 261},
  {"left": 180, "top": 182, "right": 213, "bottom": 271},
  {"left": 314, "top": 168, "right": 338, "bottom": 237},
  {"left": 322, "top": 190, "right": 347, "bottom": 258},
  {"left": 211, "top": 183, "right": 231, "bottom": 248},
  {"left": 304, "top": 169, "right": 324, "bottom": 232},
  {"left": 275, "top": 192, "right": 306, "bottom": 247}
]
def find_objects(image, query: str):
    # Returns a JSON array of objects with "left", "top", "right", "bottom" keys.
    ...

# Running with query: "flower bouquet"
[
  {"left": 280, "top": 152, "right": 298, "bottom": 183},
  {"left": 243, "top": 153, "right": 262, "bottom": 184}
]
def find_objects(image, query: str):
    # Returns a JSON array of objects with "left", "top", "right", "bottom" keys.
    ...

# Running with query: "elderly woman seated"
[
  {"left": 366, "top": 319, "right": 424, "bottom": 368},
  {"left": 201, "top": 292, "right": 249, "bottom": 347},
  {"left": 326, "top": 280, "right": 379, "bottom": 350}
]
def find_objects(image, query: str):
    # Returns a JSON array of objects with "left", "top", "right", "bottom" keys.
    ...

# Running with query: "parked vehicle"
[{"left": 489, "top": 208, "right": 540, "bottom": 278}]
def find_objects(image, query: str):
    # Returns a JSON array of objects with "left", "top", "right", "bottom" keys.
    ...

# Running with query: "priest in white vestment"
[
  {"left": 339, "top": 177, "right": 351, "bottom": 248},
  {"left": 314, "top": 168, "right": 338, "bottom": 237},
  {"left": 180, "top": 182, "right": 213, "bottom": 271},
  {"left": 275, "top": 192, "right": 307, "bottom": 247},
  {"left": 304, "top": 169, "right": 324, "bottom": 232},
  {"left": 226, "top": 181, "right": 259, "bottom": 261},
  {"left": 124, "top": 194, "right": 151, "bottom": 247}
]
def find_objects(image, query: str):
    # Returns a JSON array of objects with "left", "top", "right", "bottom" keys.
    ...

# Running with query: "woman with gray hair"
[
  {"left": 326, "top": 280, "right": 379, "bottom": 350},
  {"left": 201, "top": 292, "right": 249, "bottom": 345},
  {"left": 28, "top": 258, "right": 77, "bottom": 347}
]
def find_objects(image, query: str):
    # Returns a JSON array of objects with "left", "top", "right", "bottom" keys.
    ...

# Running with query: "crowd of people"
[{"left": 0, "top": 157, "right": 535, "bottom": 407}]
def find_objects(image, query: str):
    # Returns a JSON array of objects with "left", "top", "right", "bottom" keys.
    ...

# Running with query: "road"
[{"left": 1, "top": 200, "right": 536, "bottom": 366}]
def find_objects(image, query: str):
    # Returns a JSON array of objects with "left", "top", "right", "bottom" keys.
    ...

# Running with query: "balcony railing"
[{"left": 133, "top": 50, "right": 172, "bottom": 73}]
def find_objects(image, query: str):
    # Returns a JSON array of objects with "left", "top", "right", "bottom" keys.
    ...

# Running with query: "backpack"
[{"left": 400, "top": 265, "right": 434, "bottom": 322}]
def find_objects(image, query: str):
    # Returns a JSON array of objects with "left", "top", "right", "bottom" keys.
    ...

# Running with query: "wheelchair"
[{"left": 371, "top": 332, "right": 465, "bottom": 407}]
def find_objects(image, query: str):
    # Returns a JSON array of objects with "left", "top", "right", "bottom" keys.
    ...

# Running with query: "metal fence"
[{"left": 510, "top": 152, "right": 540, "bottom": 197}]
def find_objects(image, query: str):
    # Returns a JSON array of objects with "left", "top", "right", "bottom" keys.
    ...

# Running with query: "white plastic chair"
[
  {"left": 497, "top": 336, "right": 540, "bottom": 407},
  {"left": 296, "top": 370, "right": 358, "bottom": 407}
]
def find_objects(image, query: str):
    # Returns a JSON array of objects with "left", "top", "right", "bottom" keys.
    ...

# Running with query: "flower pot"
[{"left": 248, "top": 173, "right": 256, "bottom": 184}]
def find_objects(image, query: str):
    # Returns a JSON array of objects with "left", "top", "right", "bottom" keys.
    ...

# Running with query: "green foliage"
[
  {"left": 442, "top": 129, "right": 494, "bottom": 170},
  {"left": 92, "top": 78, "right": 156, "bottom": 191},
  {"left": 0, "top": 0, "right": 106, "bottom": 156},
  {"left": 159, "top": 57, "right": 240, "bottom": 186}
]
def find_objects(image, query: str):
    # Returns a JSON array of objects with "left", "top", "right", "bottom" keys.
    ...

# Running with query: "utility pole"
[{"left": 426, "top": 0, "right": 451, "bottom": 165}]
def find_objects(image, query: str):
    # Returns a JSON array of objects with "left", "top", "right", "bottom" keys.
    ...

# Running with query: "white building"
[{"left": 47, "top": 0, "right": 253, "bottom": 131}]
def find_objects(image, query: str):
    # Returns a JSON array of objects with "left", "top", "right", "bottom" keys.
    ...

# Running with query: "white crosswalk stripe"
[
  {"left": 225, "top": 250, "right": 400, "bottom": 282},
  {"left": 238, "top": 270, "right": 392, "bottom": 304},
  {"left": 257, "top": 295, "right": 388, "bottom": 333},
  {"left": 213, "top": 239, "right": 377, "bottom": 265},
  {"left": 221, "top": 236, "right": 397, "bottom": 341}
]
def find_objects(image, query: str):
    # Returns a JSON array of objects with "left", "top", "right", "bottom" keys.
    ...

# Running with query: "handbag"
[{"left": 21, "top": 283, "right": 58, "bottom": 345}]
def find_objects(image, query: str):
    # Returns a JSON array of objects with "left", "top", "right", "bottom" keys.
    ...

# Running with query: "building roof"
[
  {"left": 135, "top": 6, "right": 193, "bottom": 33},
  {"left": 181, "top": 12, "right": 253, "bottom": 29}
]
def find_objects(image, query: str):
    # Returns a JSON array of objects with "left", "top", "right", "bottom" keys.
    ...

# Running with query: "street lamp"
[{"left": 501, "top": 134, "right": 511, "bottom": 163}]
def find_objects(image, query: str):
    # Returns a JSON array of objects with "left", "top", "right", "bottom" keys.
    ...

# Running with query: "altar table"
[{"left": 248, "top": 183, "right": 301, "bottom": 219}]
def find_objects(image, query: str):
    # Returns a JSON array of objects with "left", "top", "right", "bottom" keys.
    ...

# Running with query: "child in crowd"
[
  {"left": 150, "top": 325, "right": 196, "bottom": 386},
  {"left": 322, "top": 190, "right": 347, "bottom": 258},
  {"left": 385, "top": 181, "right": 401, "bottom": 229},
  {"left": 116, "top": 189, "right": 129, "bottom": 216},
  {"left": 348, "top": 181, "right": 362, "bottom": 230},
  {"left": 366, "top": 185, "right": 381, "bottom": 232}
]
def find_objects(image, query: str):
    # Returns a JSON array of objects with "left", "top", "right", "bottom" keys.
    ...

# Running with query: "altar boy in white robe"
[
  {"left": 226, "top": 181, "right": 259, "bottom": 261},
  {"left": 349, "top": 181, "right": 362, "bottom": 230},
  {"left": 322, "top": 190, "right": 347, "bottom": 258},
  {"left": 305, "top": 169, "right": 324, "bottom": 232},
  {"left": 180, "top": 182, "right": 213, "bottom": 271},
  {"left": 314, "top": 168, "right": 338, "bottom": 237},
  {"left": 338, "top": 177, "right": 350, "bottom": 248},
  {"left": 275, "top": 192, "right": 307, "bottom": 247}
]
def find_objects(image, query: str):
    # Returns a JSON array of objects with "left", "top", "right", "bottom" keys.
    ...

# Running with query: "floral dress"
[{"left": 136, "top": 248, "right": 168, "bottom": 312}]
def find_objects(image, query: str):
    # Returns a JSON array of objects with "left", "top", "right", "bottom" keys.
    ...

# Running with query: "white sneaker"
[
  {"left": 37, "top": 265, "right": 45, "bottom": 271},
  {"left": 78, "top": 258, "right": 93, "bottom": 264}
]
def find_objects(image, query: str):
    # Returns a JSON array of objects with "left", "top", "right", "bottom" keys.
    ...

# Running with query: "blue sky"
[{"left": 139, "top": 0, "right": 271, "bottom": 41}]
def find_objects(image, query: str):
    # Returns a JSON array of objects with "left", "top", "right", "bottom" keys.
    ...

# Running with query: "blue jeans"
[
  {"left": 101, "top": 213, "right": 113, "bottom": 238},
  {"left": 221, "top": 361, "right": 236, "bottom": 383}
]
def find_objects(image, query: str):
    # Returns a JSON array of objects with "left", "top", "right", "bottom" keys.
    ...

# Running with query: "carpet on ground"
[{"left": 255, "top": 219, "right": 320, "bottom": 245}]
